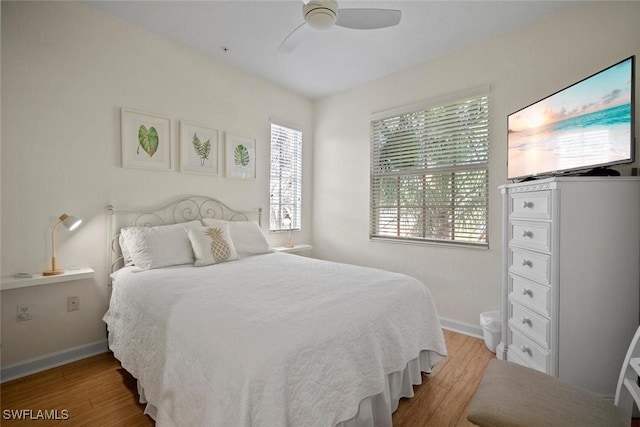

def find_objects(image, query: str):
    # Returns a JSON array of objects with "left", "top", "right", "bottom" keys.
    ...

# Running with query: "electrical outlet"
[
  {"left": 17, "top": 305, "right": 31, "bottom": 321},
  {"left": 67, "top": 296, "right": 79, "bottom": 312}
]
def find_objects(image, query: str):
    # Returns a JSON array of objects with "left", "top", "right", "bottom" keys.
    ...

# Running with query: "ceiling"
[{"left": 88, "top": 1, "right": 582, "bottom": 100}]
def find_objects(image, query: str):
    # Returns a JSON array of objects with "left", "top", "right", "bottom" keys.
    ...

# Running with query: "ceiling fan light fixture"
[{"left": 303, "top": 0, "right": 338, "bottom": 30}]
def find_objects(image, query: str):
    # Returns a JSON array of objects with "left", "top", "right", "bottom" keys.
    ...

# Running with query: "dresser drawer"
[
  {"left": 508, "top": 327, "right": 550, "bottom": 373},
  {"left": 509, "top": 274, "right": 550, "bottom": 317},
  {"left": 509, "top": 301, "right": 550, "bottom": 348},
  {"left": 509, "top": 247, "right": 551, "bottom": 285},
  {"left": 510, "top": 220, "right": 551, "bottom": 253},
  {"left": 509, "top": 191, "right": 551, "bottom": 220}
]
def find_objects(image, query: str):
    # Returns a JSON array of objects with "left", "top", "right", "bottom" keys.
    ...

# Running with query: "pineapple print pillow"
[{"left": 186, "top": 224, "right": 239, "bottom": 266}]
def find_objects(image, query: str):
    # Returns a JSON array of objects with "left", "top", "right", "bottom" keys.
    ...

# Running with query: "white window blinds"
[
  {"left": 370, "top": 93, "right": 489, "bottom": 246},
  {"left": 270, "top": 123, "right": 302, "bottom": 232}
]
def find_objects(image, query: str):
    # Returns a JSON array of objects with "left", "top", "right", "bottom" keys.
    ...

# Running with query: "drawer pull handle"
[
  {"left": 521, "top": 317, "right": 532, "bottom": 326},
  {"left": 522, "top": 201, "right": 533, "bottom": 209},
  {"left": 522, "top": 288, "right": 533, "bottom": 297},
  {"left": 521, "top": 230, "right": 533, "bottom": 238},
  {"left": 521, "top": 259, "right": 532, "bottom": 267},
  {"left": 520, "top": 345, "right": 532, "bottom": 355}
]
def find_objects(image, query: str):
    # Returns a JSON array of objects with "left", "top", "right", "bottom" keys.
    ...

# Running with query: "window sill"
[{"left": 370, "top": 237, "right": 489, "bottom": 250}]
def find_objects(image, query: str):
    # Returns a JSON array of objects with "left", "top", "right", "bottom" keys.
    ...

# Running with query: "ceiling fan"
[{"left": 278, "top": 0, "right": 402, "bottom": 54}]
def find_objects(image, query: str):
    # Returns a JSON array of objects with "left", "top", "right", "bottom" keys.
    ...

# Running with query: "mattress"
[{"left": 103, "top": 252, "right": 447, "bottom": 426}]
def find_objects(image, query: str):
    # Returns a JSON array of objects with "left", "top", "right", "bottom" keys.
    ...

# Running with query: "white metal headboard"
[{"left": 107, "top": 195, "right": 262, "bottom": 284}]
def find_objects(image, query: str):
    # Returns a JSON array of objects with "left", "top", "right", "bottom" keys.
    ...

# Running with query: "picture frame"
[
  {"left": 180, "top": 121, "right": 220, "bottom": 176},
  {"left": 121, "top": 109, "right": 171, "bottom": 171},
  {"left": 225, "top": 133, "right": 256, "bottom": 179}
]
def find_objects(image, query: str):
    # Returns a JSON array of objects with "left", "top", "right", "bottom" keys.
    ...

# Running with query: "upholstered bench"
[{"left": 467, "top": 359, "right": 628, "bottom": 427}]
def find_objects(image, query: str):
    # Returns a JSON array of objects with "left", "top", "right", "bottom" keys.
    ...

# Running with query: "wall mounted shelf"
[
  {"left": 271, "top": 244, "right": 312, "bottom": 254},
  {"left": 1, "top": 268, "right": 95, "bottom": 291}
]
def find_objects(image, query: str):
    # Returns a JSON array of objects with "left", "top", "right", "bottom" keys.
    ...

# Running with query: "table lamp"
[
  {"left": 283, "top": 213, "right": 294, "bottom": 248},
  {"left": 43, "top": 213, "right": 82, "bottom": 276}
]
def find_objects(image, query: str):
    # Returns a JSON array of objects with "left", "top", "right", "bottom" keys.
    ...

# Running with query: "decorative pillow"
[
  {"left": 201, "top": 218, "right": 272, "bottom": 257},
  {"left": 186, "top": 224, "right": 239, "bottom": 266},
  {"left": 119, "top": 220, "right": 200, "bottom": 269}
]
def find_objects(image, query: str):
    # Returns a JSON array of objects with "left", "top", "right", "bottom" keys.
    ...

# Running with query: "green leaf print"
[
  {"left": 192, "top": 133, "right": 212, "bottom": 166},
  {"left": 138, "top": 125, "right": 159, "bottom": 157},
  {"left": 234, "top": 144, "right": 250, "bottom": 167}
]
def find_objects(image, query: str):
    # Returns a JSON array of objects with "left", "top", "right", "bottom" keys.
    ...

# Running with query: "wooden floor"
[
  {"left": 393, "top": 329, "right": 495, "bottom": 427},
  {"left": 0, "top": 330, "right": 493, "bottom": 426}
]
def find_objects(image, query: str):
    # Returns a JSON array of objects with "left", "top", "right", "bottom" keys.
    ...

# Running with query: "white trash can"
[{"left": 480, "top": 311, "right": 502, "bottom": 353}]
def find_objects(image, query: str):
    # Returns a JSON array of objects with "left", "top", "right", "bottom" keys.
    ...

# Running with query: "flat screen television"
[{"left": 507, "top": 56, "right": 635, "bottom": 180}]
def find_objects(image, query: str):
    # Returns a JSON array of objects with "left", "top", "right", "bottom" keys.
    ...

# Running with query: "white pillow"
[
  {"left": 201, "top": 218, "right": 271, "bottom": 257},
  {"left": 186, "top": 224, "right": 238, "bottom": 266},
  {"left": 119, "top": 220, "right": 200, "bottom": 269},
  {"left": 119, "top": 233, "right": 134, "bottom": 266}
]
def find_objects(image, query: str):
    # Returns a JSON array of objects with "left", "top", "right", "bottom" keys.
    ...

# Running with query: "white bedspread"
[{"left": 104, "top": 252, "right": 447, "bottom": 427}]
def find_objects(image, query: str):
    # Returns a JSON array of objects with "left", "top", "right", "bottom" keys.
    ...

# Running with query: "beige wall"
[
  {"left": 1, "top": 2, "right": 313, "bottom": 366},
  {"left": 311, "top": 1, "right": 640, "bottom": 328}
]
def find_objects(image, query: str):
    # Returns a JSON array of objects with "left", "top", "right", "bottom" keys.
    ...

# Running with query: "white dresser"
[{"left": 497, "top": 177, "right": 640, "bottom": 398}]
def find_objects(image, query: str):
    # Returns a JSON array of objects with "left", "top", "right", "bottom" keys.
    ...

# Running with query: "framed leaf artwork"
[
  {"left": 225, "top": 133, "right": 256, "bottom": 179},
  {"left": 121, "top": 109, "right": 171, "bottom": 171},
  {"left": 180, "top": 121, "right": 220, "bottom": 176}
]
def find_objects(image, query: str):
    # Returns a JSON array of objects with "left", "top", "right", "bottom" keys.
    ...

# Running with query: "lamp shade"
[{"left": 60, "top": 214, "right": 82, "bottom": 231}]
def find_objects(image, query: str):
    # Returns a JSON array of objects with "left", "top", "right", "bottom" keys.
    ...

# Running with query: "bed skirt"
[{"left": 135, "top": 349, "right": 439, "bottom": 427}]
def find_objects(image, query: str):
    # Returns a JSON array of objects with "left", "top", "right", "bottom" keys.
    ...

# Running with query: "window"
[
  {"left": 370, "top": 92, "right": 489, "bottom": 247},
  {"left": 270, "top": 123, "right": 302, "bottom": 232}
]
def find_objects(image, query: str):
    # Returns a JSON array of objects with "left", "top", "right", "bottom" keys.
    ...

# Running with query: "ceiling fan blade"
[
  {"left": 335, "top": 8, "right": 401, "bottom": 30},
  {"left": 277, "top": 22, "right": 310, "bottom": 54}
]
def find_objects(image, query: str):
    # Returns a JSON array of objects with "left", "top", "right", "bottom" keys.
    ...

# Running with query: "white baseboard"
[
  {"left": 1, "top": 339, "right": 109, "bottom": 383},
  {"left": 440, "top": 316, "right": 484, "bottom": 339}
]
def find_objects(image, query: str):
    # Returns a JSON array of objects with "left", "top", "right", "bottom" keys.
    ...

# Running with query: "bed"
[{"left": 103, "top": 196, "right": 447, "bottom": 427}]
